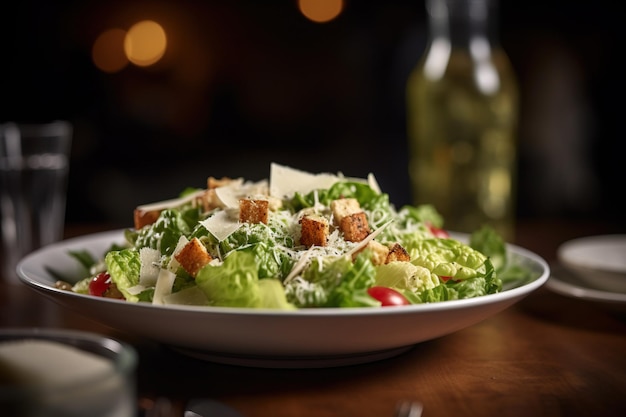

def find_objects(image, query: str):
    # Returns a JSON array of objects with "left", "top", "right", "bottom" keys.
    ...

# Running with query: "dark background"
[{"left": 1, "top": 0, "right": 624, "bottom": 231}]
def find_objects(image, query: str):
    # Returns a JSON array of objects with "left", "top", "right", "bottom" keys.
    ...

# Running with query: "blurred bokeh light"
[
  {"left": 1, "top": 0, "right": 624, "bottom": 232},
  {"left": 92, "top": 28, "right": 128, "bottom": 73},
  {"left": 298, "top": 0, "right": 344, "bottom": 23},
  {"left": 124, "top": 20, "right": 167, "bottom": 67}
]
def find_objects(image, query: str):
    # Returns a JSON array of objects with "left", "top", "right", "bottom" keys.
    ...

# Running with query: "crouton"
[
  {"left": 239, "top": 199, "right": 269, "bottom": 224},
  {"left": 340, "top": 212, "right": 370, "bottom": 242},
  {"left": 330, "top": 198, "right": 361, "bottom": 225},
  {"left": 133, "top": 208, "right": 161, "bottom": 230},
  {"left": 174, "top": 237, "right": 213, "bottom": 278},
  {"left": 386, "top": 243, "right": 410, "bottom": 263},
  {"left": 197, "top": 177, "right": 236, "bottom": 211},
  {"left": 300, "top": 215, "right": 329, "bottom": 247},
  {"left": 196, "top": 189, "right": 221, "bottom": 211},
  {"left": 207, "top": 176, "right": 234, "bottom": 189}
]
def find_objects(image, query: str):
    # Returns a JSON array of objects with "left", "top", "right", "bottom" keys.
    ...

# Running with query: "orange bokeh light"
[
  {"left": 92, "top": 28, "right": 129, "bottom": 73},
  {"left": 124, "top": 20, "right": 167, "bottom": 67},
  {"left": 298, "top": 0, "right": 344, "bottom": 23}
]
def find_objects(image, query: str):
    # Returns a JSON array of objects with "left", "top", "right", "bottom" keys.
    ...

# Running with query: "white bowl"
[
  {"left": 0, "top": 327, "right": 137, "bottom": 417},
  {"left": 557, "top": 234, "right": 626, "bottom": 294},
  {"left": 17, "top": 229, "right": 549, "bottom": 368}
]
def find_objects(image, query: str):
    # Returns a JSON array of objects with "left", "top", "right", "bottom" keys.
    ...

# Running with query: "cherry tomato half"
[
  {"left": 89, "top": 272, "right": 111, "bottom": 297},
  {"left": 367, "top": 286, "right": 410, "bottom": 307},
  {"left": 427, "top": 223, "right": 449, "bottom": 238}
]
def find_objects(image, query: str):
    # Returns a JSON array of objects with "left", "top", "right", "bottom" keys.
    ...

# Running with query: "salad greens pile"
[{"left": 62, "top": 163, "right": 530, "bottom": 309}]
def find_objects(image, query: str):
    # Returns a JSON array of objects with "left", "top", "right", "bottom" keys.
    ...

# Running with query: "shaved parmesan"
[
  {"left": 284, "top": 249, "right": 313, "bottom": 284},
  {"left": 270, "top": 163, "right": 339, "bottom": 198},
  {"left": 215, "top": 178, "right": 270, "bottom": 209},
  {"left": 367, "top": 173, "right": 382, "bottom": 194},
  {"left": 168, "top": 235, "right": 190, "bottom": 271},
  {"left": 139, "top": 247, "right": 161, "bottom": 286},
  {"left": 336, "top": 172, "right": 381, "bottom": 195},
  {"left": 152, "top": 269, "right": 177, "bottom": 305},
  {"left": 200, "top": 211, "right": 241, "bottom": 241},
  {"left": 214, "top": 178, "right": 244, "bottom": 208},
  {"left": 126, "top": 284, "right": 147, "bottom": 296},
  {"left": 345, "top": 220, "right": 394, "bottom": 258}
]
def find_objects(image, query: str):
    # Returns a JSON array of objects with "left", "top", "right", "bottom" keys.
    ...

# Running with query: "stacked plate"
[{"left": 547, "top": 234, "right": 626, "bottom": 304}]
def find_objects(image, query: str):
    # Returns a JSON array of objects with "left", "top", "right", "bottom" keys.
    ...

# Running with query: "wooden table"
[{"left": 2, "top": 219, "right": 625, "bottom": 417}]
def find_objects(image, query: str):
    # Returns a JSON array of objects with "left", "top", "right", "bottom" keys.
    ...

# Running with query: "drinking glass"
[{"left": 0, "top": 121, "right": 72, "bottom": 283}]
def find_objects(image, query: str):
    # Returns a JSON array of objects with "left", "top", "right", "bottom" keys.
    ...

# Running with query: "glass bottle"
[{"left": 406, "top": 0, "right": 518, "bottom": 241}]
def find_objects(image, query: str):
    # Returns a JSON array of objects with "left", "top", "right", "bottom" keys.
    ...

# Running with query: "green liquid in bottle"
[{"left": 407, "top": 0, "right": 518, "bottom": 241}]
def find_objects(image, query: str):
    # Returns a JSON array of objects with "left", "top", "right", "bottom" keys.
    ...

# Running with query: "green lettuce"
[
  {"left": 470, "top": 225, "right": 533, "bottom": 288},
  {"left": 105, "top": 249, "right": 141, "bottom": 302},
  {"left": 195, "top": 250, "right": 294, "bottom": 309},
  {"left": 408, "top": 238, "right": 490, "bottom": 280},
  {"left": 219, "top": 222, "right": 294, "bottom": 280},
  {"left": 133, "top": 209, "right": 194, "bottom": 256},
  {"left": 392, "top": 237, "right": 502, "bottom": 303},
  {"left": 286, "top": 252, "right": 378, "bottom": 308},
  {"left": 288, "top": 181, "right": 391, "bottom": 214},
  {"left": 374, "top": 261, "right": 439, "bottom": 293}
]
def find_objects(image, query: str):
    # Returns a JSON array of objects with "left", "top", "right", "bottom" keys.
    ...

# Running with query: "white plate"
[
  {"left": 546, "top": 264, "right": 626, "bottom": 304},
  {"left": 17, "top": 230, "right": 550, "bottom": 368},
  {"left": 557, "top": 235, "right": 626, "bottom": 293}
]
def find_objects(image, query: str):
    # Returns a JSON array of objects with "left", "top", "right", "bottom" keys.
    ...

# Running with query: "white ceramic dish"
[
  {"left": 546, "top": 264, "right": 626, "bottom": 304},
  {"left": 557, "top": 235, "right": 626, "bottom": 293},
  {"left": 17, "top": 230, "right": 549, "bottom": 368}
]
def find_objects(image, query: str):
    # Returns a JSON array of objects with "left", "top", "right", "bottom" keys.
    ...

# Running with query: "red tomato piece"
[
  {"left": 427, "top": 223, "right": 449, "bottom": 238},
  {"left": 89, "top": 272, "right": 111, "bottom": 297},
  {"left": 367, "top": 286, "right": 410, "bottom": 306}
]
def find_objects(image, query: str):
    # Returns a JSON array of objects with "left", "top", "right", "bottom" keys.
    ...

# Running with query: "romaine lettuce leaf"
[
  {"left": 105, "top": 249, "right": 141, "bottom": 302},
  {"left": 469, "top": 225, "right": 507, "bottom": 273},
  {"left": 195, "top": 250, "right": 261, "bottom": 307},
  {"left": 195, "top": 250, "right": 293, "bottom": 309},
  {"left": 408, "top": 238, "right": 489, "bottom": 280},
  {"left": 258, "top": 279, "right": 297, "bottom": 310},
  {"left": 397, "top": 204, "right": 444, "bottom": 229},
  {"left": 288, "top": 181, "right": 391, "bottom": 214},
  {"left": 134, "top": 209, "right": 192, "bottom": 256},
  {"left": 470, "top": 225, "right": 533, "bottom": 288},
  {"left": 375, "top": 261, "right": 439, "bottom": 293},
  {"left": 287, "top": 252, "right": 378, "bottom": 308}
]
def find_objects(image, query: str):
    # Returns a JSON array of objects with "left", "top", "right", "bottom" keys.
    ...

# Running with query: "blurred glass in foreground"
[
  {"left": 0, "top": 328, "right": 137, "bottom": 417},
  {"left": 406, "top": 0, "right": 518, "bottom": 241},
  {"left": 0, "top": 121, "right": 72, "bottom": 283}
]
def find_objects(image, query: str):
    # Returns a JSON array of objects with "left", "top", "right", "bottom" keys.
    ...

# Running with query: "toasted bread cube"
[
  {"left": 239, "top": 199, "right": 269, "bottom": 224},
  {"left": 207, "top": 176, "right": 234, "bottom": 189},
  {"left": 340, "top": 212, "right": 370, "bottom": 242},
  {"left": 386, "top": 243, "right": 410, "bottom": 263},
  {"left": 300, "top": 215, "right": 329, "bottom": 247},
  {"left": 197, "top": 189, "right": 219, "bottom": 211},
  {"left": 134, "top": 208, "right": 161, "bottom": 230},
  {"left": 330, "top": 198, "right": 361, "bottom": 225},
  {"left": 365, "top": 240, "right": 390, "bottom": 265},
  {"left": 174, "top": 237, "right": 213, "bottom": 278}
]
